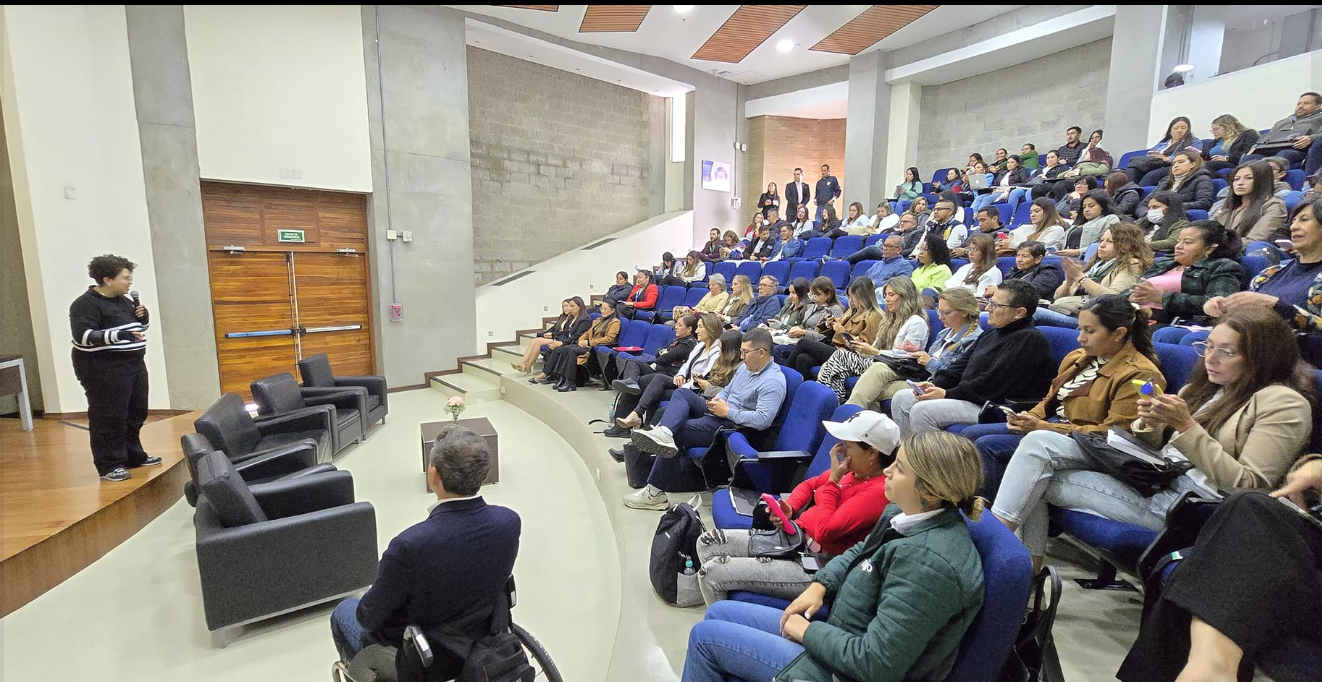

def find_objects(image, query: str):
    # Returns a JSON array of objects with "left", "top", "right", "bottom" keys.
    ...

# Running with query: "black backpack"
[
  {"left": 649, "top": 499, "right": 704, "bottom": 605},
  {"left": 417, "top": 590, "right": 534, "bottom": 682}
]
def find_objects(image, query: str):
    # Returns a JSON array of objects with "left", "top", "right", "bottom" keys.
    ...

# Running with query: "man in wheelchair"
[{"left": 331, "top": 425, "right": 521, "bottom": 678}]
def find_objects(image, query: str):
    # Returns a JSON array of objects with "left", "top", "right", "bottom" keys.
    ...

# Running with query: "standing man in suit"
[
  {"left": 331, "top": 425, "right": 521, "bottom": 675},
  {"left": 785, "top": 167, "right": 810, "bottom": 220},
  {"left": 814, "top": 163, "right": 841, "bottom": 225}
]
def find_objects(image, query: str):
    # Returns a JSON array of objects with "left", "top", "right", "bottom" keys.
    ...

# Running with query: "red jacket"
[
  {"left": 785, "top": 470, "right": 889, "bottom": 557},
  {"left": 625, "top": 283, "right": 659, "bottom": 309}
]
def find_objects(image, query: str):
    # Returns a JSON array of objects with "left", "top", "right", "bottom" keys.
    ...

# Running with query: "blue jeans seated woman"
[{"left": 682, "top": 600, "right": 806, "bottom": 682}]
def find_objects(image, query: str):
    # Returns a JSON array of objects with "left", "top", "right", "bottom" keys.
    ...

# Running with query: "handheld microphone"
[{"left": 131, "top": 290, "right": 140, "bottom": 307}]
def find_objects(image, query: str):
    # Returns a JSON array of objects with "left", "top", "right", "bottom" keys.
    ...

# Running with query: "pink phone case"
[{"left": 761, "top": 493, "right": 796, "bottom": 535}]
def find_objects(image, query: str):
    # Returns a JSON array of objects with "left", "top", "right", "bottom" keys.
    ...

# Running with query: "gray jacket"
[{"left": 1256, "top": 109, "right": 1322, "bottom": 149}]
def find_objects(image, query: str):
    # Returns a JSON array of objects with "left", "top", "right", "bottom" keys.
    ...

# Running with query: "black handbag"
[
  {"left": 1069, "top": 430, "right": 1194, "bottom": 497},
  {"left": 748, "top": 521, "right": 806, "bottom": 560},
  {"left": 872, "top": 353, "right": 929, "bottom": 382}
]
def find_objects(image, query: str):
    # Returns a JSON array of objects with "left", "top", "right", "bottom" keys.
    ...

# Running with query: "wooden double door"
[{"left": 202, "top": 182, "right": 374, "bottom": 399}]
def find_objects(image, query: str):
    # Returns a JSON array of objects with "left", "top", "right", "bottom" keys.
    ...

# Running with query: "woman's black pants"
[
  {"left": 72, "top": 350, "right": 150, "bottom": 475},
  {"left": 786, "top": 338, "right": 836, "bottom": 380}
]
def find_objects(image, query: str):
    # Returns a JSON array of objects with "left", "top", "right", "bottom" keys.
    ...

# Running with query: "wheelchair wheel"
[{"left": 511, "top": 623, "right": 563, "bottom": 682}]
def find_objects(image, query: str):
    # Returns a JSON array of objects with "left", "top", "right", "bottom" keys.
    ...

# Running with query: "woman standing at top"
[{"left": 758, "top": 182, "right": 781, "bottom": 219}]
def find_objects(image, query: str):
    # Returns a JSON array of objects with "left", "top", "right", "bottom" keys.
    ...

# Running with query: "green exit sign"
[{"left": 277, "top": 229, "right": 305, "bottom": 243}]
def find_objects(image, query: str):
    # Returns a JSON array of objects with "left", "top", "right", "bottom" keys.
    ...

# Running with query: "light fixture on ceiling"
[
  {"left": 1173, "top": 63, "right": 1194, "bottom": 73},
  {"left": 674, "top": 5, "right": 694, "bottom": 13},
  {"left": 776, "top": 39, "right": 794, "bottom": 53}
]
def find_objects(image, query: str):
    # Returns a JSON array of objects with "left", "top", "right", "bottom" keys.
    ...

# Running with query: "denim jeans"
[
  {"left": 1246, "top": 142, "right": 1322, "bottom": 176},
  {"left": 991, "top": 430, "right": 1203, "bottom": 555},
  {"left": 331, "top": 597, "right": 370, "bottom": 663},
  {"left": 682, "top": 600, "right": 805, "bottom": 682},
  {"left": 890, "top": 389, "right": 982, "bottom": 436},
  {"left": 1032, "top": 307, "right": 1079, "bottom": 329},
  {"left": 695, "top": 529, "right": 814, "bottom": 606}
]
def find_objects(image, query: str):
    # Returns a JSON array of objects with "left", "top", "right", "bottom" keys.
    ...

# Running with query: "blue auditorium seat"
[
  {"left": 1039, "top": 325, "right": 1081, "bottom": 367},
  {"left": 652, "top": 286, "right": 687, "bottom": 322},
  {"left": 760, "top": 261, "right": 790, "bottom": 288},
  {"left": 680, "top": 287, "right": 706, "bottom": 309},
  {"left": 639, "top": 323, "right": 675, "bottom": 355},
  {"left": 1177, "top": 329, "right": 1210, "bottom": 347},
  {"left": 819, "top": 261, "right": 851, "bottom": 289},
  {"left": 950, "top": 258, "right": 969, "bottom": 272},
  {"left": 1241, "top": 255, "right": 1269, "bottom": 281},
  {"left": 596, "top": 318, "right": 648, "bottom": 358},
  {"left": 850, "top": 261, "right": 878, "bottom": 283},
  {"left": 1285, "top": 169, "right": 1305, "bottom": 191},
  {"left": 801, "top": 237, "right": 831, "bottom": 261},
  {"left": 830, "top": 236, "right": 863, "bottom": 258},
  {"left": 1285, "top": 190, "right": 1304, "bottom": 212},
  {"left": 787, "top": 260, "right": 819, "bottom": 284},
  {"left": 1186, "top": 209, "right": 1209, "bottom": 222},
  {"left": 712, "top": 261, "right": 736, "bottom": 285},
  {"left": 994, "top": 204, "right": 1011, "bottom": 225},
  {"left": 864, "top": 234, "right": 883, "bottom": 248},
  {"left": 926, "top": 308, "right": 945, "bottom": 337},
  {"left": 931, "top": 168, "right": 952, "bottom": 186},
  {"left": 1010, "top": 202, "right": 1032, "bottom": 227},
  {"left": 995, "top": 256, "right": 1016, "bottom": 277},
  {"left": 1154, "top": 341, "right": 1198, "bottom": 392},
  {"left": 1049, "top": 506, "right": 1158, "bottom": 589},
  {"left": 1116, "top": 149, "right": 1145, "bottom": 170},
  {"left": 1083, "top": 241, "right": 1099, "bottom": 263},
  {"left": 1139, "top": 186, "right": 1156, "bottom": 199},
  {"left": 734, "top": 261, "right": 762, "bottom": 286},
  {"left": 1211, "top": 178, "right": 1227, "bottom": 195}
]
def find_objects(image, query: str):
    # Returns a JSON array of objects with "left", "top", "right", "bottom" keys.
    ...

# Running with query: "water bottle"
[{"left": 682, "top": 555, "right": 696, "bottom": 576}]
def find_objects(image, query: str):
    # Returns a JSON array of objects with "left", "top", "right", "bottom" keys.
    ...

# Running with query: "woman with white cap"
[{"left": 693, "top": 411, "right": 899, "bottom": 606}]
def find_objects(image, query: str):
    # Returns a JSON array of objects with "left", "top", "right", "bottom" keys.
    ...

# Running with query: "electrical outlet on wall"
[
  {"left": 402, "top": 231, "right": 413, "bottom": 242},
  {"left": 386, "top": 229, "right": 398, "bottom": 241}
]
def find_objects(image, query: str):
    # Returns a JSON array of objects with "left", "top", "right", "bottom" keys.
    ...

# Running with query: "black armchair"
[
  {"left": 298, "top": 353, "right": 388, "bottom": 437},
  {"left": 195, "top": 392, "right": 335, "bottom": 464},
  {"left": 180, "top": 432, "right": 333, "bottom": 507},
  {"left": 251, "top": 373, "right": 361, "bottom": 454},
  {"left": 194, "top": 452, "right": 378, "bottom": 647}
]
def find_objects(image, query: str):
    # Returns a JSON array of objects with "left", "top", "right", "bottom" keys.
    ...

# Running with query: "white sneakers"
[
  {"left": 622, "top": 484, "right": 669, "bottom": 511},
  {"left": 631, "top": 425, "right": 678, "bottom": 457}
]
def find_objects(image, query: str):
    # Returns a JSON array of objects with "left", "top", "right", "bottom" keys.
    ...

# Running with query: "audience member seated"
[
  {"left": 617, "top": 270, "right": 660, "bottom": 319},
  {"left": 679, "top": 251, "right": 709, "bottom": 283},
  {"left": 671, "top": 274, "right": 729, "bottom": 323},
  {"left": 1036, "top": 224, "right": 1152, "bottom": 328},
  {"left": 925, "top": 199, "right": 968, "bottom": 250},
  {"left": 716, "top": 274, "right": 753, "bottom": 324},
  {"left": 991, "top": 306, "right": 1314, "bottom": 570},
  {"left": 1057, "top": 189, "right": 1121, "bottom": 258},
  {"left": 536, "top": 300, "right": 619, "bottom": 392},
  {"left": 962, "top": 152, "right": 986, "bottom": 179},
  {"left": 1136, "top": 190, "right": 1189, "bottom": 253},
  {"left": 768, "top": 224, "right": 804, "bottom": 261},
  {"left": 861, "top": 234, "right": 915, "bottom": 291},
  {"left": 1205, "top": 197, "right": 1322, "bottom": 336},
  {"left": 1128, "top": 221, "right": 1244, "bottom": 327},
  {"left": 1141, "top": 150, "right": 1217, "bottom": 219},
  {"left": 1265, "top": 156, "right": 1297, "bottom": 197},
  {"left": 655, "top": 251, "right": 687, "bottom": 286},
  {"left": 735, "top": 276, "right": 783, "bottom": 332},
  {"left": 944, "top": 234, "right": 1002, "bottom": 299},
  {"left": 938, "top": 190, "right": 969, "bottom": 225},
  {"left": 791, "top": 206, "right": 815, "bottom": 239},
  {"left": 954, "top": 207, "right": 1007, "bottom": 258},
  {"left": 746, "top": 223, "right": 777, "bottom": 262},
  {"left": 625, "top": 328, "right": 787, "bottom": 509},
  {"left": 764, "top": 277, "right": 810, "bottom": 334},
  {"left": 681, "top": 431, "right": 987, "bottom": 682},
  {"left": 869, "top": 201, "right": 899, "bottom": 234},
  {"left": 786, "top": 277, "right": 882, "bottom": 381},
  {"left": 719, "top": 230, "right": 742, "bottom": 259},
  {"left": 511, "top": 297, "right": 590, "bottom": 375},
  {"left": 998, "top": 198, "right": 1068, "bottom": 255},
  {"left": 1117, "top": 464, "right": 1322, "bottom": 682},
  {"left": 1057, "top": 125, "right": 1086, "bottom": 166},
  {"left": 847, "top": 288, "right": 983, "bottom": 409},
  {"left": 932, "top": 167, "right": 963, "bottom": 194},
  {"left": 742, "top": 211, "right": 765, "bottom": 239},
  {"left": 694, "top": 411, "right": 899, "bottom": 606},
  {"left": 1126, "top": 116, "right": 1200, "bottom": 186},
  {"left": 909, "top": 196, "right": 932, "bottom": 230},
  {"left": 771, "top": 277, "right": 844, "bottom": 364},
  {"left": 963, "top": 161, "right": 993, "bottom": 202},
  {"left": 331, "top": 426, "right": 519, "bottom": 671},
  {"left": 699, "top": 229, "right": 722, "bottom": 262},
  {"left": 758, "top": 182, "right": 781, "bottom": 219},
  {"left": 610, "top": 324, "right": 738, "bottom": 436},
  {"left": 1055, "top": 176, "right": 1097, "bottom": 220},
  {"left": 971, "top": 155, "right": 1031, "bottom": 216},
  {"left": 1199, "top": 114, "right": 1260, "bottom": 176},
  {"left": 893, "top": 166, "right": 923, "bottom": 201},
  {"left": 988, "top": 148, "right": 1009, "bottom": 174},
  {"left": 912, "top": 234, "right": 956, "bottom": 301},
  {"left": 1020, "top": 142, "right": 1041, "bottom": 170},
  {"left": 969, "top": 295, "right": 1163, "bottom": 497},
  {"left": 1212, "top": 161, "right": 1289, "bottom": 243},
  {"left": 843, "top": 213, "right": 922, "bottom": 264},
  {"left": 816, "top": 205, "right": 842, "bottom": 239},
  {"left": 605, "top": 271, "right": 632, "bottom": 304},
  {"left": 987, "top": 240, "right": 1064, "bottom": 302},
  {"left": 840, "top": 202, "right": 872, "bottom": 236},
  {"left": 1063, "top": 129, "right": 1112, "bottom": 179},
  {"left": 891, "top": 280, "right": 1055, "bottom": 435},
  {"left": 1030, "top": 149, "right": 1073, "bottom": 201},
  {"left": 817, "top": 277, "right": 929, "bottom": 403},
  {"left": 607, "top": 313, "right": 697, "bottom": 395},
  {"left": 1310, "top": 175, "right": 1322, "bottom": 200},
  {"left": 1242, "top": 91, "right": 1322, "bottom": 177},
  {"left": 1107, "top": 171, "right": 1146, "bottom": 220}
]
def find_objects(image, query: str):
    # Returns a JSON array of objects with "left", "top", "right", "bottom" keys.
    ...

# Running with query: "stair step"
[
  {"left": 461, "top": 358, "right": 510, "bottom": 383},
  {"left": 491, "top": 344, "right": 525, "bottom": 363},
  {"left": 429, "top": 372, "right": 501, "bottom": 403}
]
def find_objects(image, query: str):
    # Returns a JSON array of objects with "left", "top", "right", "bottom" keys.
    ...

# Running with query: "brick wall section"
[
  {"left": 467, "top": 47, "right": 658, "bottom": 285},
  {"left": 746, "top": 116, "right": 847, "bottom": 225},
  {"left": 916, "top": 38, "right": 1112, "bottom": 180}
]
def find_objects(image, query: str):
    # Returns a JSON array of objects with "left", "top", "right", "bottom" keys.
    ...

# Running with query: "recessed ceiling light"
[
  {"left": 776, "top": 39, "right": 794, "bottom": 53},
  {"left": 1173, "top": 63, "right": 1194, "bottom": 73},
  {"left": 674, "top": 5, "right": 694, "bottom": 13}
]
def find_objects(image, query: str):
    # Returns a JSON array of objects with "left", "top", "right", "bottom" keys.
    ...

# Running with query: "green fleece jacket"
[{"left": 775, "top": 505, "right": 984, "bottom": 682}]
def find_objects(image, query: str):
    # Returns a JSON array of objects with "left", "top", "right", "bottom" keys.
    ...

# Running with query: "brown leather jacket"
[
  {"left": 1027, "top": 345, "right": 1164, "bottom": 435},
  {"left": 577, "top": 316, "right": 620, "bottom": 365}
]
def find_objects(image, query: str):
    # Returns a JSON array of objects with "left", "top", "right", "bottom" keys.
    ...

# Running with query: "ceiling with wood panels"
[{"left": 455, "top": 4, "right": 1021, "bottom": 84}]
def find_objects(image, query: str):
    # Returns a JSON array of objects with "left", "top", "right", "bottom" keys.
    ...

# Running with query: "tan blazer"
[
  {"left": 832, "top": 308, "right": 882, "bottom": 350},
  {"left": 577, "top": 317, "right": 620, "bottom": 365},
  {"left": 1028, "top": 346, "right": 1165, "bottom": 435},
  {"left": 1133, "top": 384, "right": 1313, "bottom": 490}
]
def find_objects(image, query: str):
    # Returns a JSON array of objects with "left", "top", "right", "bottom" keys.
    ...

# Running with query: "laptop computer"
[{"left": 966, "top": 172, "right": 990, "bottom": 190}]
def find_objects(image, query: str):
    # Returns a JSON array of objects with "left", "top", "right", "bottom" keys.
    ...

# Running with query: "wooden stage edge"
[{"left": 0, "top": 412, "right": 198, "bottom": 619}]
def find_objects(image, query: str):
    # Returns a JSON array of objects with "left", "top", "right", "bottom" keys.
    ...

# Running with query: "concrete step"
[
  {"left": 491, "top": 344, "right": 526, "bottom": 364},
  {"left": 461, "top": 357, "right": 511, "bottom": 384},
  {"left": 429, "top": 371, "right": 501, "bottom": 404}
]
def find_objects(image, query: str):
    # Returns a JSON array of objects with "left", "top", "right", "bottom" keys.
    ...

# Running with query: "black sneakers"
[
  {"left": 100, "top": 467, "right": 131, "bottom": 482},
  {"left": 137, "top": 456, "right": 163, "bottom": 467},
  {"left": 603, "top": 425, "right": 632, "bottom": 439}
]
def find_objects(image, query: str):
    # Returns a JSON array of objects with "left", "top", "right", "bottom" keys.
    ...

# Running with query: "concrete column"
[
  {"left": 124, "top": 5, "right": 220, "bottom": 410},
  {"left": 844, "top": 50, "right": 891, "bottom": 208},
  {"left": 1105, "top": 5, "right": 1168, "bottom": 156},
  {"left": 885, "top": 81, "right": 922, "bottom": 196},
  {"left": 362, "top": 5, "right": 477, "bottom": 388}
]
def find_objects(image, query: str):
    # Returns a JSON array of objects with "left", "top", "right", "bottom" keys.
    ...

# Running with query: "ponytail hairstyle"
[
  {"left": 902, "top": 431, "right": 985, "bottom": 520},
  {"left": 1080, "top": 294, "right": 1158, "bottom": 366}
]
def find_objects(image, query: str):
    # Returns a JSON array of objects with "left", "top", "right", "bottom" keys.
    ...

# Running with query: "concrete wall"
[
  {"left": 745, "top": 65, "right": 849, "bottom": 101},
  {"left": 185, "top": 5, "right": 372, "bottom": 192},
  {"left": 125, "top": 5, "right": 219, "bottom": 410},
  {"left": 745, "top": 116, "right": 846, "bottom": 220},
  {"left": 1148, "top": 50, "right": 1322, "bottom": 142},
  {"left": 0, "top": 106, "right": 42, "bottom": 414},
  {"left": 886, "top": 5, "right": 1095, "bottom": 70},
  {"left": 916, "top": 38, "right": 1112, "bottom": 175},
  {"left": 363, "top": 5, "right": 477, "bottom": 388},
  {"left": 467, "top": 47, "right": 661, "bottom": 285},
  {"left": 1, "top": 5, "right": 171, "bottom": 413}
]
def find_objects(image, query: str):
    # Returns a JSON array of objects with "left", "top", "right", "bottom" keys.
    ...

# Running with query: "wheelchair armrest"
[
  {"left": 254, "top": 404, "right": 336, "bottom": 435},
  {"left": 250, "top": 469, "right": 356, "bottom": 519}
]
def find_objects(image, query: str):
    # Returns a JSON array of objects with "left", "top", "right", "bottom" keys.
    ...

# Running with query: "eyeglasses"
[
  {"left": 1191, "top": 341, "right": 1238, "bottom": 363},
  {"left": 984, "top": 300, "right": 1013, "bottom": 311},
  {"left": 739, "top": 348, "right": 765, "bottom": 357}
]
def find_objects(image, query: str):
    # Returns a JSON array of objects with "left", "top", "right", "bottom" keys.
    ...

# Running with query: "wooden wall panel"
[
  {"left": 208, "top": 251, "right": 298, "bottom": 398},
  {"left": 293, "top": 253, "right": 374, "bottom": 378},
  {"left": 201, "top": 182, "right": 368, "bottom": 252}
]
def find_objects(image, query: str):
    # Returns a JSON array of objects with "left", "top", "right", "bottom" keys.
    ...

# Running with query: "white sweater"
[
  {"left": 945, "top": 263, "right": 1004, "bottom": 295},
  {"left": 878, "top": 314, "right": 931, "bottom": 351}
]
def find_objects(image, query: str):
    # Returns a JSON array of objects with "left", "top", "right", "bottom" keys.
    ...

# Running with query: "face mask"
[{"left": 1147, "top": 208, "right": 1165, "bottom": 223}]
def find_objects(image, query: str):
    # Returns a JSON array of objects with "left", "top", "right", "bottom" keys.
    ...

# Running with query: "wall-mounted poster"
[{"left": 701, "top": 160, "right": 731, "bottom": 192}]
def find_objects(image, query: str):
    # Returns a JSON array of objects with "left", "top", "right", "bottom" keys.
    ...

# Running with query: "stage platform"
[{"left": 0, "top": 412, "right": 196, "bottom": 617}]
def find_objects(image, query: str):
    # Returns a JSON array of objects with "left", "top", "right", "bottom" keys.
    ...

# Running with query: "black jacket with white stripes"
[{"left": 69, "top": 287, "right": 149, "bottom": 356}]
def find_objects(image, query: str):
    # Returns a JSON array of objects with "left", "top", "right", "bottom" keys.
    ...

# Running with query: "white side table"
[{"left": 0, "top": 355, "right": 34, "bottom": 431}]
